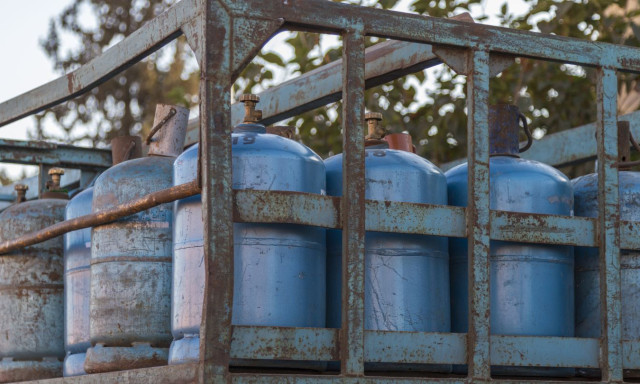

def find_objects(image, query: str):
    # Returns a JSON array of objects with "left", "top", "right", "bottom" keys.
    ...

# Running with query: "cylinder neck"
[
  {"left": 489, "top": 104, "right": 521, "bottom": 157},
  {"left": 111, "top": 136, "right": 142, "bottom": 165},
  {"left": 384, "top": 133, "right": 416, "bottom": 153},
  {"left": 147, "top": 104, "right": 189, "bottom": 157}
]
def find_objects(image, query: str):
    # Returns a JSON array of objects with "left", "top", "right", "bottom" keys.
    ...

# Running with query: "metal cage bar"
[
  {"left": 1, "top": 0, "right": 640, "bottom": 382},
  {"left": 340, "top": 26, "right": 367, "bottom": 376},
  {"left": 466, "top": 48, "right": 492, "bottom": 380},
  {"left": 596, "top": 67, "right": 623, "bottom": 382}
]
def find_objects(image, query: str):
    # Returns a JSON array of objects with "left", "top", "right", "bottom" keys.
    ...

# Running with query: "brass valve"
[
  {"left": 14, "top": 184, "right": 28, "bottom": 203},
  {"left": 47, "top": 168, "right": 65, "bottom": 191},
  {"left": 240, "top": 94, "right": 263, "bottom": 123},
  {"left": 365, "top": 112, "right": 386, "bottom": 140}
]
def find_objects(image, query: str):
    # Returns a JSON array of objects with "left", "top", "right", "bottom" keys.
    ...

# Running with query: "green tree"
[{"left": 39, "top": 0, "right": 199, "bottom": 145}]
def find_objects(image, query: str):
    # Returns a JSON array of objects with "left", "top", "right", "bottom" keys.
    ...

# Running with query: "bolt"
[
  {"left": 240, "top": 94, "right": 263, "bottom": 123},
  {"left": 365, "top": 112, "right": 386, "bottom": 140}
]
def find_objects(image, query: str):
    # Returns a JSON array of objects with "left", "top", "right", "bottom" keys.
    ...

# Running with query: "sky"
[{"left": 0, "top": 0, "right": 531, "bottom": 181}]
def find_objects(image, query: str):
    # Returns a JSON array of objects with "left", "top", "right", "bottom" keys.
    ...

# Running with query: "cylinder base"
[
  {"left": 0, "top": 357, "right": 62, "bottom": 383},
  {"left": 63, "top": 353, "right": 86, "bottom": 377},
  {"left": 84, "top": 343, "right": 168, "bottom": 374}
]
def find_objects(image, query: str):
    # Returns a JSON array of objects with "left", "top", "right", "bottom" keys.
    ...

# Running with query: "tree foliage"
[
  {"left": 39, "top": 0, "right": 199, "bottom": 145},
  {"left": 40, "top": 0, "right": 640, "bottom": 178}
]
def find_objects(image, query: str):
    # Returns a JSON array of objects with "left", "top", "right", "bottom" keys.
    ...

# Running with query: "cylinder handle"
[{"left": 518, "top": 113, "right": 533, "bottom": 153}]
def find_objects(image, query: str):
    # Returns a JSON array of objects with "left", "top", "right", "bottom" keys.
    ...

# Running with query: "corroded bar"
[
  {"left": 466, "top": 49, "right": 491, "bottom": 380},
  {"left": 233, "top": 1, "right": 640, "bottom": 72},
  {"left": 199, "top": 2, "right": 233, "bottom": 383},
  {"left": 340, "top": 27, "right": 366, "bottom": 376},
  {"left": 0, "top": 0, "right": 198, "bottom": 128},
  {"left": 596, "top": 67, "right": 622, "bottom": 382}
]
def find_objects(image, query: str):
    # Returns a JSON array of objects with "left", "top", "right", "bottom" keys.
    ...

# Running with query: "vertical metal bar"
[
  {"left": 38, "top": 164, "right": 52, "bottom": 198},
  {"left": 466, "top": 49, "right": 491, "bottom": 381},
  {"left": 340, "top": 26, "right": 366, "bottom": 377},
  {"left": 199, "top": 2, "right": 233, "bottom": 383},
  {"left": 596, "top": 67, "right": 622, "bottom": 383}
]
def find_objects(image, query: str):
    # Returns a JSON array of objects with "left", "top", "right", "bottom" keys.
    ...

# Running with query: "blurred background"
[{"left": 1, "top": 0, "right": 640, "bottom": 183}]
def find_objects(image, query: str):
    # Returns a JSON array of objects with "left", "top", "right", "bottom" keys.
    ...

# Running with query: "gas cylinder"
[
  {"left": 169, "top": 95, "right": 326, "bottom": 366},
  {"left": 573, "top": 121, "right": 640, "bottom": 378},
  {"left": 63, "top": 136, "right": 142, "bottom": 377},
  {"left": 84, "top": 105, "right": 188, "bottom": 374},
  {"left": 325, "top": 113, "right": 450, "bottom": 371},
  {"left": 446, "top": 104, "right": 574, "bottom": 376},
  {"left": 0, "top": 170, "right": 68, "bottom": 382}
]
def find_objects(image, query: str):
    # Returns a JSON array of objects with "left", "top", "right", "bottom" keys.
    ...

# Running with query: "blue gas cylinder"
[
  {"left": 573, "top": 121, "right": 640, "bottom": 378},
  {"left": 325, "top": 112, "right": 449, "bottom": 371},
  {"left": 84, "top": 106, "right": 188, "bottom": 374},
  {"left": 169, "top": 95, "right": 326, "bottom": 366},
  {"left": 446, "top": 104, "right": 574, "bottom": 376},
  {"left": 63, "top": 187, "right": 93, "bottom": 377},
  {"left": 0, "top": 171, "right": 68, "bottom": 382}
]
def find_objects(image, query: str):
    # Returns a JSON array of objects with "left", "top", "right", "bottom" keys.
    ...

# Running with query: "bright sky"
[{"left": 0, "top": 0, "right": 531, "bottom": 181}]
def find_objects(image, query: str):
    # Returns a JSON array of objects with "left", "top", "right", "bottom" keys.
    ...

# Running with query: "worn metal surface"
[
  {"left": 465, "top": 49, "right": 491, "bottom": 381},
  {"left": 339, "top": 28, "right": 366, "bottom": 377},
  {"left": 63, "top": 187, "right": 94, "bottom": 377},
  {"left": 0, "top": 197, "right": 67, "bottom": 382},
  {"left": 0, "top": 139, "right": 111, "bottom": 171},
  {"left": 86, "top": 107, "right": 187, "bottom": 374},
  {"left": 596, "top": 67, "right": 623, "bottom": 382},
  {"left": 170, "top": 111, "right": 326, "bottom": 366},
  {"left": 324, "top": 143, "right": 450, "bottom": 349},
  {"left": 2, "top": 0, "right": 640, "bottom": 381}
]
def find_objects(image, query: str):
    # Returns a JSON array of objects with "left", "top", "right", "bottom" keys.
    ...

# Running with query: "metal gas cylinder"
[
  {"left": 0, "top": 170, "right": 68, "bottom": 382},
  {"left": 446, "top": 104, "right": 574, "bottom": 376},
  {"left": 84, "top": 105, "right": 188, "bottom": 374},
  {"left": 573, "top": 121, "right": 640, "bottom": 378},
  {"left": 169, "top": 95, "right": 326, "bottom": 365},
  {"left": 63, "top": 136, "right": 142, "bottom": 377},
  {"left": 324, "top": 113, "right": 449, "bottom": 370}
]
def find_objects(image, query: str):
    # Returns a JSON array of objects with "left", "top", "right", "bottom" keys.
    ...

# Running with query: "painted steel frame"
[{"left": 0, "top": 0, "right": 638, "bottom": 382}]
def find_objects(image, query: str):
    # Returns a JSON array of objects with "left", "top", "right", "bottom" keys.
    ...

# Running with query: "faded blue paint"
[
  {"left": 87, "top": 155, "right": 174, "bottom": 372},
  {"left": 325, "top": 141, "right": 449, "bottom": 371},
  {"left": 169, "top": 123, "right": 326, "bottom": 366},
  {"left": 63, "top": 187, "right": 93, "bottom": 377},
  {"left": 446, "top": 105, "right": 575, "bottom": 377},
  {"left": 0, "top": 196, "right": 66, "bottom": 381},
  {"left": 573, "top": 170, "right": 640, "bottom": 376}
]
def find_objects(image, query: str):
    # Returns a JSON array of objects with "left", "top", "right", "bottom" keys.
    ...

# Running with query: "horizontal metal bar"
[
  {"left": 184, "top": 38, "right": 445, "bottom": 146},
  {"left": 235, "top": 190, "right": 614, "bottom": 248},
  {"left": 233, "top": 190, "right": 340, "bottom": 228},
  {"left": 0, "top": 0, "right": 198, "bottom": 128},
  {"left": 365, "top": 199, "right": 465, "bottom": 238},
  {"left": 491, "top": 335, "right": 599, "bottom": 368},
  {"left": 490, "top": 211, "right": 596, "bottom": 247},
  {"left": 442, "top": 110, "right": 640, "bottom": 170},
  {"left": 365, "top": 331, "right": 466, "bottom": 365},
  {"left": 0, "top": 139, "right": 111, "bottom": 170},
  {"left": 231, "top": 326, "right": 339, "bottom": 361},
  {"left": 31, "top": 363, "right": 198, "bottom": 383},
  {"left": 623, "top": 340, "right": 640, "bottom": 369},
  {"left": 237, "top": 1, "right": 640, "bottom": 71}
]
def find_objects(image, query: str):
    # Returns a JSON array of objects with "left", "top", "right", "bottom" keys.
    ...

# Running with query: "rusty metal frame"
[{"left": 1, "top": 0, "right": 638, "bottom": 382}]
